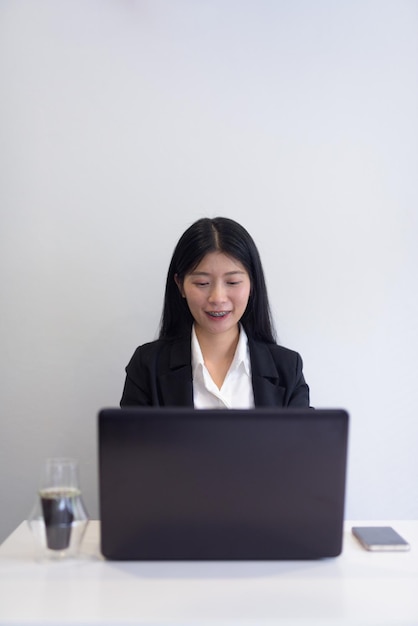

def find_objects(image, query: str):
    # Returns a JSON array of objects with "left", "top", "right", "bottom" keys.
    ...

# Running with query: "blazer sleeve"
[
  {"left": 120, "top": 343, "right": 158, "bottom": 406},
  {"left": 287, "top": 351, "right": 310, "bottom": 407}
]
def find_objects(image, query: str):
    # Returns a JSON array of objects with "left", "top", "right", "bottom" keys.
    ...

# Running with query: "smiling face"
[{"left": 176, "top": 251, "right": 251, "bottom": 342}]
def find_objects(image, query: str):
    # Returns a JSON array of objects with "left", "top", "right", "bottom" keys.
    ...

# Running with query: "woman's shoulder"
[
  {"left": 127, "top": 335, "right": 191, "bottom": 367},
  {"left": 248, "top": 338, "right": 304, "bottom": 373},
  {"left": 128, "top": 337, "right": 171, "bottom": 360},
  {"left": 250, "top": 337, "right": 302, "bottom": 358},
  {"left": 267, "top": 342, "right": 302, "bottom": 360}
]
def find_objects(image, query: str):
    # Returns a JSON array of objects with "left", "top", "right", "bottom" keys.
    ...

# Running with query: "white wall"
[{"left": 1, "top": 0, "right": 417, "bottom": 542}]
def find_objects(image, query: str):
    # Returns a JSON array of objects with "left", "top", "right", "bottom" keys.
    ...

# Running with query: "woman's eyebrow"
[{"left": 190, "top": 270, "right": 246, "bottom": 276}]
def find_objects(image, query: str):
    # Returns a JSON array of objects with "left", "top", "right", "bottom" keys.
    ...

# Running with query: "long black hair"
[{"left": 159, "top": 217, "right": 276, "bottom": 343}]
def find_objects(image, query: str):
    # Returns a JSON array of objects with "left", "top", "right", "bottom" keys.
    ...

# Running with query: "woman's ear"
[{"left": 174, "top": 274, "right": 185, "bottom": 298}]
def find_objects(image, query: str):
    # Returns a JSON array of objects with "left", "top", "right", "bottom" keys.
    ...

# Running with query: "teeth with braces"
[{"left": 208, "top": 311, "right": 228, "bottom": 317}]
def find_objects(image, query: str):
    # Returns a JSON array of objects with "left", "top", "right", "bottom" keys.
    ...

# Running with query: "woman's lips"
[{"left": 206, "top": 311, "right": 230, "bottom": 318}]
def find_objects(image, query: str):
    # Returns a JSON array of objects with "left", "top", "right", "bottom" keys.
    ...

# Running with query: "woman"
[{"left": 121, "top": 217, "right": 310, "bottom": 407}]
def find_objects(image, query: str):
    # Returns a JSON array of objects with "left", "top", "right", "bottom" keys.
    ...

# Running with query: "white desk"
[{"left": 0, "top": 521, "right": 417, "bottom": 625}]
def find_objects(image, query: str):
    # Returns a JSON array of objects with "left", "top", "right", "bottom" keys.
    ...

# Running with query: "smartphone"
[{"left": 352, "top": 526, "right": 410, "bottom": 551}]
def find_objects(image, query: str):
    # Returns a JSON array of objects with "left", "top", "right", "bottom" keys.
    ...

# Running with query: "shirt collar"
[{"left": 191, "top": 326, "right": 205, "bottom": 375}]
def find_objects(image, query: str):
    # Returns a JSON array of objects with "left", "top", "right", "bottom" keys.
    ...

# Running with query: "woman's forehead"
[{"left": 190, "top": 251, "right": 248, "bottom": 274}]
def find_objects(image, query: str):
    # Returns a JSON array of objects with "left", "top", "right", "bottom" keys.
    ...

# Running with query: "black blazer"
[{"left": 120, "top": 335, "right": 310, "bottom": 408}]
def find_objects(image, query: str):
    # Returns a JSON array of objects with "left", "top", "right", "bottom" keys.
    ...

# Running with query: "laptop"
[{"left": 98, "top": 407, "right": 349, "bottom": 560}]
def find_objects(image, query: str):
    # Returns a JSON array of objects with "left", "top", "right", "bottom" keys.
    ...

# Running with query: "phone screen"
[{"left": 352, "top": 526, "right": 410, "bottom": 551}]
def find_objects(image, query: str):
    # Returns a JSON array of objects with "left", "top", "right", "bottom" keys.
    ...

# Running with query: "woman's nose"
[{"left": 208, "top": 282, "right": 226, "bottom": 303}]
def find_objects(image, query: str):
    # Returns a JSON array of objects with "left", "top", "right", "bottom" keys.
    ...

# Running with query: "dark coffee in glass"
[{"left": 40, "top": 488, "right": 79, "bottom": 550}]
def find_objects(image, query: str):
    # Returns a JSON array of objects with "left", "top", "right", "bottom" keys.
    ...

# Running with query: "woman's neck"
[{"left": 194, "top": 325, "right": 240, "bottom": 389}]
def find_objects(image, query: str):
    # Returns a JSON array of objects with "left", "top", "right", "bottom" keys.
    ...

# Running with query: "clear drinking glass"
[{"left": 28, "top": 458, "right": 89, "bottom": 559}]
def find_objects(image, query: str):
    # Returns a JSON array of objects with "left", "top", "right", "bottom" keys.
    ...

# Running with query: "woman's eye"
[{"left": 227, "top": 281, "right": 241, "bottom": 286}]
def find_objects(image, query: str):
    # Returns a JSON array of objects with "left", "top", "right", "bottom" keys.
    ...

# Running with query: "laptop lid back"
[{"left": 98, "top": 407, "right": 349, "bottom": 560}]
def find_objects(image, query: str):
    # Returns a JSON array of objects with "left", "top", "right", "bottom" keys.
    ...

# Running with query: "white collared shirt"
[{"left": 191, "top": 325, "right": 255, "bottom": 409}]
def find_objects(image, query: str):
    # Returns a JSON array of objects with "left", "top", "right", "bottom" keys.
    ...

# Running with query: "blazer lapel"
[
  {"left": 249, "top": 340, "right": 286, "bottom": 407},
  {"left": 157, "top": 337, "right": 194, "bottom": 406}
]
